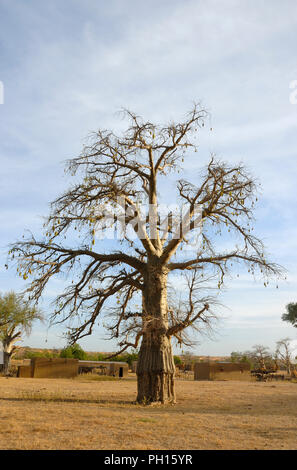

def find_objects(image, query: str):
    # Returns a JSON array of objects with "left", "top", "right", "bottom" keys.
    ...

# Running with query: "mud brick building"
[
  {"left": 17, "top": 358, "right": 129, "bottom": 378},
  {"left": 194, "top": 362, "right": 251, "bottom": 381},
  {"left": 17, "top": 358, "right": 79, "bottom": 378}
]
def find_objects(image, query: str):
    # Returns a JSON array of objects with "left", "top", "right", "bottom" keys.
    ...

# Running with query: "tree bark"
[
  {"left": 137, "top": 331, "right": 175, "bottom": 403},
  {"left": 3, "top": 352, "right": 11, "bottom": 375},
  {"left": 136, "top": 263, "right": 176, "bottom": 404},
  {"left": 2, "top": 332, "right": 19, "bottom": 375}
]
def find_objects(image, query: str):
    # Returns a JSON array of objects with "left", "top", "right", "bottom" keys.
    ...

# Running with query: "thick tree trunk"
[
  {"left": 136, "top": 263, "right": 176, "bottom": 404},
  {"left": 137, "top": 331, "right": 175, "bottom": 403},
  {"left": 2, "top": 335, "right": 17, "bottom": 375},
  {"left": 3, "top": 352, "right": 11, "bottom": 375}
]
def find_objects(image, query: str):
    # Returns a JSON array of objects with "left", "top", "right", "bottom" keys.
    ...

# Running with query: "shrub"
[
  {"left": 60, "top": 343, "right": 87, "bottom": 360},
  {"left": 174, "top": 356, "right": 182, "bottom": 366}
]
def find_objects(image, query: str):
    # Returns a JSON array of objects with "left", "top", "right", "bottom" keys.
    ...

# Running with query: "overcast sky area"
[{"left": 1, "top": 0, "right": 297, "bottom": 356}]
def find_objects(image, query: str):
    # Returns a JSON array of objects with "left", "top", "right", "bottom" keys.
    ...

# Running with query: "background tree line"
[{"left": 230, "top": 339, "right": 297, "bottom": 374}]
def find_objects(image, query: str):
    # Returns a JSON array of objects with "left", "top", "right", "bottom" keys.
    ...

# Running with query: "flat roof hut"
[
  {"left": 17, "top": 358, "right": 79, "bottom": 378},
  {"left": 194, "top": 362, "right": 251, "bottom": 381}
]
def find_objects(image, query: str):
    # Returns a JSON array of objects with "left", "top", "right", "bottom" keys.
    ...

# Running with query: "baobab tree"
[
  {"left": 0, "top": 291, "right": 42, "bottom": 374},
  {"left": 275, "top": 338, "right": 294, "bottom": 375},
  {"left": 249, "top": 344, "right": 273, "bottom": 370},
  {"left": 8, "top": 104, "right": 282, "bottom": 403}
]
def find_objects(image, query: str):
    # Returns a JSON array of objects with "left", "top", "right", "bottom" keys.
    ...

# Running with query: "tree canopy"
[
  {"left": 282, "top": 303, "right": 297, "bottom": 328},
  {"left": 60, "top": 343, "right": 87, "bottom": 360},
  {"left": 0, "top": 291, "right": 43, "bottom": 373}
]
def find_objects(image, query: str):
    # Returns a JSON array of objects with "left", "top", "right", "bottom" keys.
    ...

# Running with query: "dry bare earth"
[{"left": 0, "top": 376, "right": 296, "bottom": 450}]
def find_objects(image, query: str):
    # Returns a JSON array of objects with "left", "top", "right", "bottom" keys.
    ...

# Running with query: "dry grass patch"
[{"left": 0, "top": 377, "right": 296, "bottom": 449}]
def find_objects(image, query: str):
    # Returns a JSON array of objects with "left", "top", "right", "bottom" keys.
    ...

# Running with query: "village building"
[{"left": 194, "top": 362, "right": 251, "bottom": 381}]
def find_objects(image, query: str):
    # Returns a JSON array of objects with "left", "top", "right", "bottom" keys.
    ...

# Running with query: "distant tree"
[
  {"left": 282, "top": 303, "right": 297, "bottom": 328},
  {"left": 182, "top": 350, "right": 194, "bottom": 364},
  {"left": 230, "top": 351, "right": 241, "bottom": 362},
  {"left": 230, "top": 351, "right": 252, "bottom": 365},
  {"left": 181, "top": 350, "right": 196, "bottom": 371},
  {"left": 123, "top": 349, "right": 139, "bottom": 367},
  {"left": 60, "top": 343, "right": 87, "bottom": 360},
  {"left": 249, "top": 345, "right": 273, "bottom": 370},
  {"left": 173, "top": 355, "right": 182, "bottom": 366},
  {"left": 275, "top": 338, "right": 293, "bottom": 374},
  {"left": 0, "top": 291, "right": 43, "bottom": 374},
  {"left": 96, "top": 352, "right": 107, "bottom": 361}
]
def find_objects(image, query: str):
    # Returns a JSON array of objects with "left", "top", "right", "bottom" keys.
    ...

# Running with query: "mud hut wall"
[
  {"left": 195, "top": 362, "right": 250, "bottom": 381},
  {"left": 194, "top": 362, "right": 211, "bottom": 380},
  {"left": 17, "top": 364, "right": 34, "bottom": 378},
  {"left": 109, "top": 362, "right": 129, "bottom": 377},
  {"left": 31, "top": 358, "right": 79, "bottom": 378},
  {"left": 209, "top": 363, "right": 250, "bottom": 381}
]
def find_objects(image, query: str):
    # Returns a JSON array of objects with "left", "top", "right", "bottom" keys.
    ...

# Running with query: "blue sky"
[{"left": 0, "top": 0, "right": 297, "bottom": 356}]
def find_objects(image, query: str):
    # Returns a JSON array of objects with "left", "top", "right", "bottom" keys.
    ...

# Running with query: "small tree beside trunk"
[{"left": 0, "top": 292, "right": 42, "bottom": 374}]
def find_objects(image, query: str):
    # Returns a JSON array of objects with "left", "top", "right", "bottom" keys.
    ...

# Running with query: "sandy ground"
[{"left": 0, "top": 375, "right": 296, "bottom": 450}]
